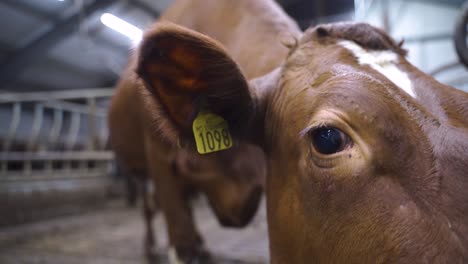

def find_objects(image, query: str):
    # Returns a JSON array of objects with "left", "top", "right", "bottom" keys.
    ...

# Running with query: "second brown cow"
[
  {"left": 132, "top": 0, "right": 468, "bottom": 263},
  {"left": 107, "top": 0, "right": 301, "bottom": 262}
]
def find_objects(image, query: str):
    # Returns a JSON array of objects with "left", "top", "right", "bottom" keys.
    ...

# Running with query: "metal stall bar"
[
  {"left": 62, "top": 112, "right": 81, "bottom": 171},
  {"left": 1, "top": 103, "right": 22, "bottom": 174},
  {"left": 87, "top": 97, "right": 98, "bottom": 151},
  {"left": 0, "top": 89, "right": 113, "bottom": 182},
  {"left": 0, "top": 151, "right": 114, "bottom": 161},
  {"left": 3, "top": 103, "right": 22, "bottom": 151},
  {"left": 24, "top": 104, "right": 44, "bottom": 175},
  {"left": 0, "top": 151, "right": 114, "bottom": 181},
  {"left": 0, "top": 88, "right": 114, "bottom": 103},
  {"left": 45, "top": 109, "right": 64, "bottom": 172},
  {"left": 82, "top": 98, "right": 97, "bottom": 171}
]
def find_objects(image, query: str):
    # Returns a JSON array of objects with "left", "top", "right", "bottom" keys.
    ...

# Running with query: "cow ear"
[{"left": 136, "top": 22, "right": 254, "bottom": 147}]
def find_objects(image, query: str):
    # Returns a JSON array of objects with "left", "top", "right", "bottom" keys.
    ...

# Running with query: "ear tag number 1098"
[{"left": 192, "top": 112, "right": 233, "bottom": 154}]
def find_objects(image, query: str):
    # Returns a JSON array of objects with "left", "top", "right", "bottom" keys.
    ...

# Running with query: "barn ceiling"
[
  {"left": 0, "top": 0, "right": 464, "bottom": 92},
  {"left": 0, "top": 0, "right": 164, "bottom": 92}
]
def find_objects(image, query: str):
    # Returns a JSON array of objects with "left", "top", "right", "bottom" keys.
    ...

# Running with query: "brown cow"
[
  {"left": 135, "top": 7, "right": 468, "bottom": 264},
  {"left": 108, "top": 0, "right": 301, "bottom": 262}
]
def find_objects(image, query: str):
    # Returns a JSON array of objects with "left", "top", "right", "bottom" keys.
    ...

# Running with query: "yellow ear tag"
[{"left": 192, "top": 112, "right": 233, "bottom": 154}]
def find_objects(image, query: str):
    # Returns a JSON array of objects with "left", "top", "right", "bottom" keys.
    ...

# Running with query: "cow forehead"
[
  {"left": 290, "top": 22, "right": 412, "bottom": 96},
  {"left": 337, "top": 40, "right": 415, "bottom": 98},
  {"left": 295, "top": 71, "right": 418, "bottom": 134},
  {"left": 289, "top": 33, "right": 413, "bottom": 96},
  {"left": 275, "top": 36, "right": 468, "bottom": 178},
  {"left": 277, "top": 23, "right": 468, "bottom": 136},
  {"left": 280, "top": 36, "right": 435, "bottom": 125}
]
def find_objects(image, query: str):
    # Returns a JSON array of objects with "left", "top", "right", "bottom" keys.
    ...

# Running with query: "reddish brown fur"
[
  {"left": 132, "top": 3, "right": 468, "bottom": 263},
  {"left": 308, "top": 22, "right": 407, "bottom": 55},
  {"left": 108, "top": 0, "right": 299, "bottom": 262}
]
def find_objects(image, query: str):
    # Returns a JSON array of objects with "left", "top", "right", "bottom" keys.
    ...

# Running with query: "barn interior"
[{"left": 1, "top": 0, "right": 467, "bottom": 263}]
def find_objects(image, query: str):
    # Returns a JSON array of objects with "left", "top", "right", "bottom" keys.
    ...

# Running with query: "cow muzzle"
[{"left": 217, "top": 186, "right": 263, "bottom": 228}]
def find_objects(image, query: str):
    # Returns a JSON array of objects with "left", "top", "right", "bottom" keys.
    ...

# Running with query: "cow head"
[
  {"left": 173, "top": 144, "right": 265, "bottom": 227},
  {"left": 136, "top": 22, "right": 468, "bottom": 262}
]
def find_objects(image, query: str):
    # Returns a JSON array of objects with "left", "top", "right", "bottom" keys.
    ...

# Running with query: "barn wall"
[{"left": 355, "top": 0, "right": 468, "bottom": 92}]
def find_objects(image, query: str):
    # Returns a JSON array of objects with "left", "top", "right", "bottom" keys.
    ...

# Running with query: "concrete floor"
[{"left": 0, "top": 198, "right": 269, "bottom": 264}]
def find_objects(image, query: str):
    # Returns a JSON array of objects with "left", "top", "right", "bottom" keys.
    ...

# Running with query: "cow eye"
[{"left": 311, "top": 127, "right": 350, "bottom": 155}]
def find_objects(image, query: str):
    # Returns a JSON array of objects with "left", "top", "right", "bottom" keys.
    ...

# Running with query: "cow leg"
[
  {"left": 125, "top": 172, "right": 138, "bottom": 207},
  {"left": 113, "top": 159, "right": 139, "bottom": 207},
  {"left": 150, "top": 165, "right": 213, "bottom": 264},
  {"left": 160, "top": 186, "right": 212, "bottom": 264},
  {"left": 115, "top": 163, "right": 158, "bottom": 260},
  {"left": 141, "top": 176, "right": 158, "bottom": 259}
]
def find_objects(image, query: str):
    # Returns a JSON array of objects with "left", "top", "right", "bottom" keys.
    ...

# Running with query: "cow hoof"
[
  {"left": 145, "top": 252, "right": 166, "bottom": 264},
  {"left": 145, "top": 245, "right": 160, "bottom": 262},
  {"left": 168, "top": 247, "right": 214, "bottom": 264}
]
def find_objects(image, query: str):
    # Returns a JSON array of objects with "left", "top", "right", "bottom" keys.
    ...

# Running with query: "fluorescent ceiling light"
[{"left": 100, "top": 13, "right": 143, "bottom": 43}]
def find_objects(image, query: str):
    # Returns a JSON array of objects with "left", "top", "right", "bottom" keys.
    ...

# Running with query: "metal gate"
[{"left": 0, "top": 88, "right": 117, "bottom": 226}]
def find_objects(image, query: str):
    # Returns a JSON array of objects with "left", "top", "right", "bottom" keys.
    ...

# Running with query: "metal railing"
[{"left": 0, "top": 88, "right": 115, "bottom": 181}]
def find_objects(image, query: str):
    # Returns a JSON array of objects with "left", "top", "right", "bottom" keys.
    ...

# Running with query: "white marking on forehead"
[{"left": 338, "top": 40, "right": 416, "bottom": 98}]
